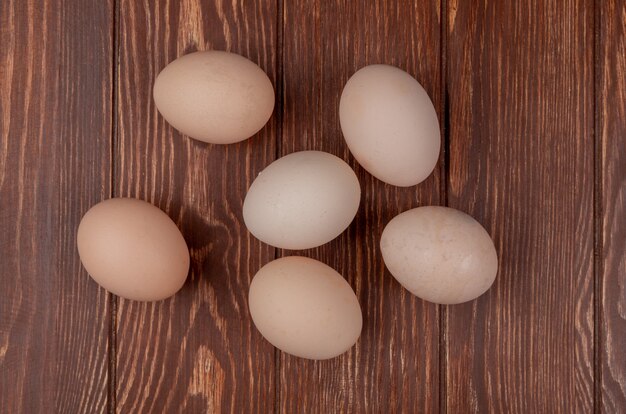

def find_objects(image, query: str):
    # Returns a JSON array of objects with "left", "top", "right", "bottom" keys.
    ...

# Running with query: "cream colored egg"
[
  {"left": 380, "top": 206, "right": 498, "bottom": 304},
  {"left": 243, "top": 151, "right": 361, "bottom": 250},
  {"left": 153, "top": 51, "right": 275, "bottom": 144},
  {"left": 248, "top": 256, "right": 362, "bottom": 360},
  {"left": 339, "top": 64, "right": 440, "bottom": 187},
  {"left": 77, "top": 198, "right": 190, "bottom": 301}
]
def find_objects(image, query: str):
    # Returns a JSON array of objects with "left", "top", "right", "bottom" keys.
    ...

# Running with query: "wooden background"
[{"left": 1, "top": 0, "right": 624, "bottom": 412}]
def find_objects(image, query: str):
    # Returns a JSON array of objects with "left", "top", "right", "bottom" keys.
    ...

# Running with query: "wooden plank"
[
  {"left": 114, "top": 0, "right": 277, "bottom": 412},
  {"left": 279, "top": 0, "right": 442, "bottom": 412},
  {"left": 599, "top": 0, "right": 626, "bottom": 411},
  {"left": 0, "top": 0, "right": 113, "bottom": 412},
  {"left": 445, "top": 0, "right": 595, "bottom": 412}
]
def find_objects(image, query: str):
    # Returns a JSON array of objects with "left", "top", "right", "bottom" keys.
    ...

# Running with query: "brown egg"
[
  {"left": 249, "top": 256, "right": 362, "bottom": 360},
  {"left": 77, "top": 198, "right": 190, "bottom": 301},
  {"left": 153, "top": 50, "right": 275, "bottom": 144},
  {"left": 380, "top": 206, "right": 498, "bottom": 304}
]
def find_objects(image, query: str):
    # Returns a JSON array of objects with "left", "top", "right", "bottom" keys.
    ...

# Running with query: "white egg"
[
  {"left": 339, "top": 64, "right": 440, "bottom": 187},
  {"left": 380, "top": 206, "right": 498, "bottom": 304},
  {"left": 243, "top": 151, "right": 361, "bottom": 250},
  {"left": 248, "top": 256, "right": 362, "bottom": 360}
]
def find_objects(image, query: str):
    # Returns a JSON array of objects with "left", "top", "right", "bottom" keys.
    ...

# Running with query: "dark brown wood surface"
[
  {"left": 0, "top": 1, "right": 113, "bottom": 412},
  {"left": 278, "top": 1, "right": 442, "bottom": 412},
  {"left": 599, "top": 0, "right": 626, "bottom": 411},
  {"left": 445, "top": 0, "right": 596, "bottom": 412},
  {"left": 114, "top": 1, "right": 277, "bottom": 412},
  {"left": 1, "top": 0, "right": 624, "bottom": 413}
]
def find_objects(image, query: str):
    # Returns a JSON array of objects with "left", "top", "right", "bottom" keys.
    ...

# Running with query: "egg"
[
  {"left": 77, "top": 198, "right": 190, "bottom": 301},
  {"left": 153, "top": 51, "right": 275, "bottom": 144},
  {"left": 248, "top": 256, "right": 362, "bottom": 360},
  {"left": 243, "top": 151, "right": 361, "bottom": 250},
  {"left": 380, "top": 206, "right": 498, "bottom": 304},
  {"left": 339, "top": 64, "right": 440, "bottom": 187}
]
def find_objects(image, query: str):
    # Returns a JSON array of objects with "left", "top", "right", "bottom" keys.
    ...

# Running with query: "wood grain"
[
  {"left": 3, "top": 0, "right": 626, "bottom": 412},
  {"left": 599, "top": 0, "right": 626, "bottom": 411},
  {"left": 279, "top": 0, "right": 443, "bottom": 412},
  {"left": 0, "top": 0, "right": 113, "bottom": 413},
  {"left": 114, "top": 0, "right": 277, "bottom": 412},
  {"left": 445, "top": 0, "right": 595, "bottom": 412}
]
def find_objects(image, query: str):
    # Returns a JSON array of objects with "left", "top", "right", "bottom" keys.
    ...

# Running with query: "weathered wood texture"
[
  {"left": 114, "top": 0, "right": 277, "bottom": 412},
  {"left": 0, "top": 1, "right": 113, "bottom": 413},
  {"left": 445, "top": 0, "right": 596, "bottom": 412},
  {"left": 2, "top": 0, "right": 626, "bottom": 413},
  {"left": 279, "top": 0, "right": 442, "bottom": 412},
  {"left": 599, "top": 0, "right": 626, "bottom": 411}
]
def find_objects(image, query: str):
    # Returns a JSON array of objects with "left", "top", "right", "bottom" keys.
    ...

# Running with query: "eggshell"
[
  {"left": 380, "top": 206, "right": 498, "bottom": 304},
  {"left": 339, "top": 64, "right": 440, "bottom": 187},
  {"left": 248, "top": 256, "right": 362, "bottom": 360},
  {"left": 153, "top": 51, "right": 275, "bottom": 144},
  {"left": 243, "top": 151, "right": 361, "bottom": 250},
  {"left": 77, "top": 198, "right": 190, "bottom": 301}
]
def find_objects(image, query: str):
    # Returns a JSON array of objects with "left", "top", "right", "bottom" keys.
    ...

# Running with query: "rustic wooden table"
[{"left": 1, "top": 0, "right": 625, "bottom": 412}]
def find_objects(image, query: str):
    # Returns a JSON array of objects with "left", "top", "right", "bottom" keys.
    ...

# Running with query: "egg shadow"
[{"left": 176, "top": 207, "right": 219, "bottom": 297}]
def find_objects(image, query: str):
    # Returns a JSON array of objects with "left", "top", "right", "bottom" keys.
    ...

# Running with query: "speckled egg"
[{"left": 380, "top": 206, "right": 498, "bottom": 304}]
